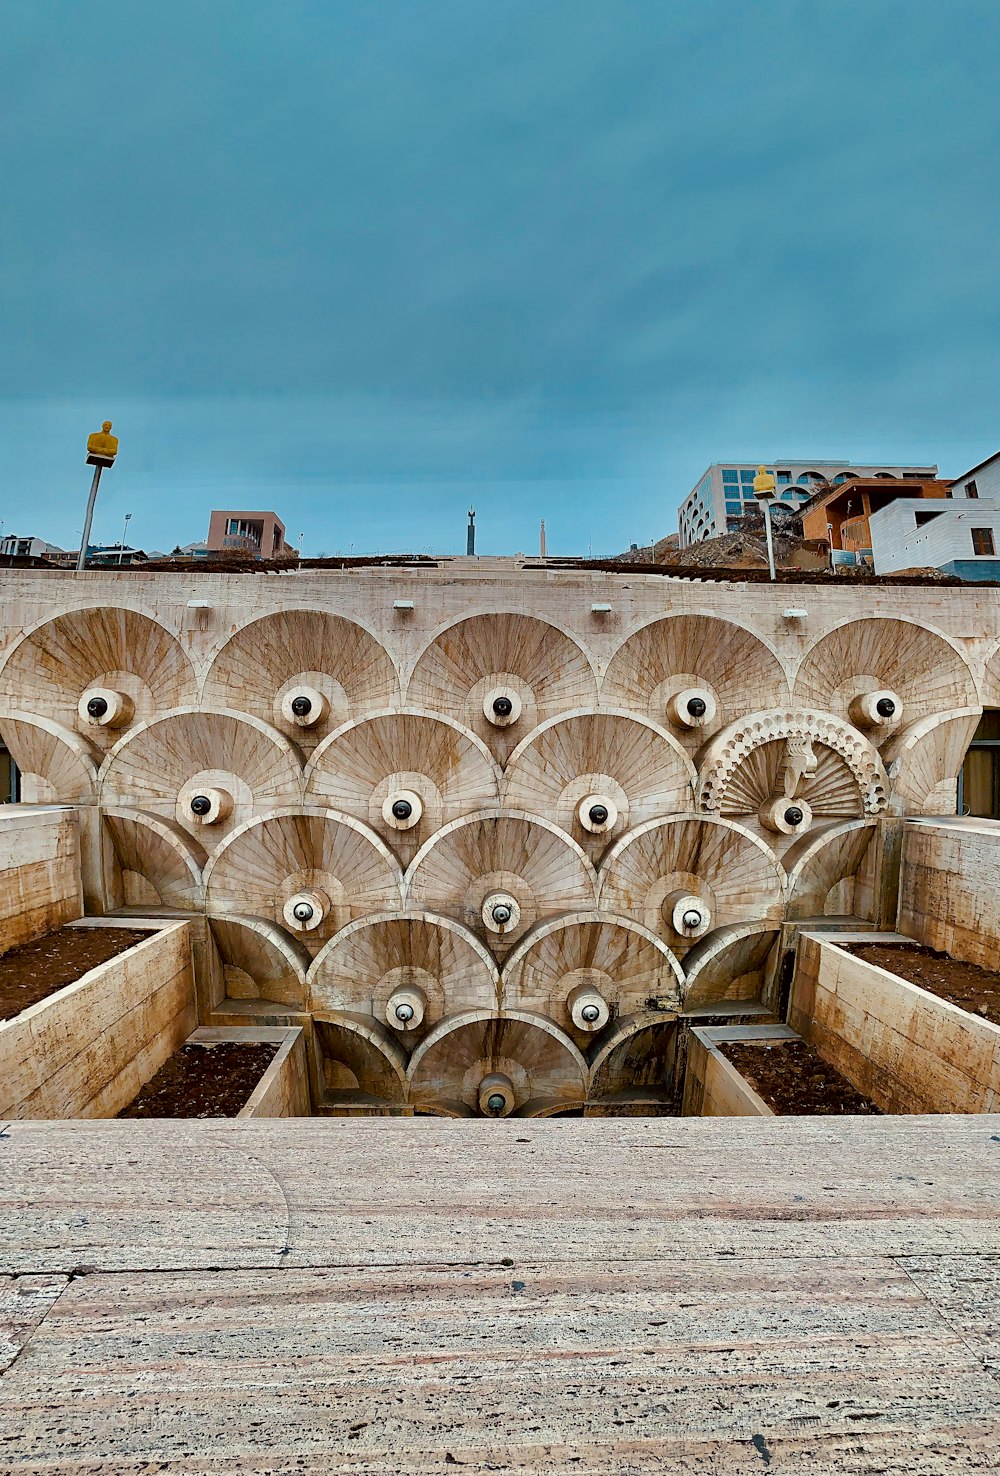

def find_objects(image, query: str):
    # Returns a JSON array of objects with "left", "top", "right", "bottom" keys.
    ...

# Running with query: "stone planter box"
[
  {"left": 789, "top": 931, "right": 1000, "bottom": 1114},
  {"left": 0, "top": 921, "right": 196, "bottom": 1119},
  {"left": 0, "top": 806, "right": 82, "bottom": 953},
  {"left": 898, "top": 817, "right": 1000, "bottom": 972},
  {"left": 186, "top": 1026, "right": 311, "bottom": 1117},
  {"left": 682, "top": 1024, "right": 799, "bottom": 1117}
]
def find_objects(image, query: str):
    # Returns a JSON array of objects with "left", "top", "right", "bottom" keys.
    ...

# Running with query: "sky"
[{"left": 2, "top": 0, "right": 999, "bottom": 557}]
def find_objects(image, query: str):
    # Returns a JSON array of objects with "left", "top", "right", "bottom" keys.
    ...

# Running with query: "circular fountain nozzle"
[
  {"left": 482, "top": 892, "right": 521, "bottom": 934},
  {"left": 667, "top": 687, "right": 717, "bottom": 730},
  {"left": 760, "top": 796, "right": 813, "bottom": 835},
  {"left": 385, "top": 984, "right": 426, "bottom": 1031},
  {"left": 850, "top": 689, "right": 903, "bottom": 729},
  {"left": 394, "top": 1002, "right": 414, "bottom": 1023},
  {"left": 381, "top": 790, "right": 423, "bottom": 831},
  {"left": 180, "top": 785, "right": 233, "bottom": 826},
  {"left": 577, "top": 793, "right": 618, "bottom": 834},
  {"left": 478, "top": 1071, "right": 515, "bottom": 1117},
  {"left": 665, "top": 890, "right": 712, "bottom": 938},
  {"left": 78, "top": 687, "right": 133, "bottom": 729},
  {"left": 282, "top": 889, "right": 328, "bottom": 932},
  {"left": 280, "top": 685, "right": 329, "bottom": 728},
  {"left": 568, "top": 980, "right": 611, "bottom": 1032},
  {"left": 483, "top": 687, "right": 522, "bottom": 727}
]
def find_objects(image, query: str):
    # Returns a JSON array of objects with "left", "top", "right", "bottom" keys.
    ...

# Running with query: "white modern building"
[
  {"left": 868, "top": 451, "right": 1000, "bottom": 581},
  {"left": 677, "top": 459, "right": 938, "bottom": 549},
  {"left": 0, "top": 534, "right": 64, "bottom": 561}
]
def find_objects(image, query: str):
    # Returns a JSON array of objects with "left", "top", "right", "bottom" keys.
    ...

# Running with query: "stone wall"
[
  {"left": 789, "top": 932, "right": 1000, "bottom": 1114},
  {"left": 0, "top": 921, "right": 197, "bottom": 1118},
  {"left": 898, "top": 818, "right": 1000, "bottom": 970},
  {"left": 0, "top": 807, "right": 82, "bottom": 952}
]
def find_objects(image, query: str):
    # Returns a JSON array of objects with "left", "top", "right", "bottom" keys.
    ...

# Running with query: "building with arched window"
[{"left": 677, "top": 460, "right": 938, "bottom": 548}]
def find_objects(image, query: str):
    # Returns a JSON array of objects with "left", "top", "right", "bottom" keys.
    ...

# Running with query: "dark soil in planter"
[
  {"left": 719, "top": 1039, "right": 881, "bottom": 1115},
  {"left": 0, "top": 926, "right": 150, "bottom": 1021},
  {"left": 843, "top": 942, "right": 1000, "bottom": 1026},
  {"left": 118, "top": 1041, "right": 278, "bottom": 1118}
]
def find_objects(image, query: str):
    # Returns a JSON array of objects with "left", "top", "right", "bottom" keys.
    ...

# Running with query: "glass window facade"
[
  {"left": 722, "top": 469, "right": 739, "bottom": 484},
  {"left": 725, "top": 501, "right": 742, "bottom": 515}
]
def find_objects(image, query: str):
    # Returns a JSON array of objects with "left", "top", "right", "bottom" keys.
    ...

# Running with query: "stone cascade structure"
[{"left": 1, "top": 564, "right": 997, "bottom": 1117}]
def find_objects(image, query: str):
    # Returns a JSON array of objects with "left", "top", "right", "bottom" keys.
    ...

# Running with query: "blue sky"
[{"left": 2, "top": 0, "right": 998, "bottom": 556}]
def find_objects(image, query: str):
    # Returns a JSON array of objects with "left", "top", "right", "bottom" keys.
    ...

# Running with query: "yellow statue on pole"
[
  {"left": 752, "top": 464, "right": 775, "bottom": 498},
  {"left": 86, "top": 420, "right": 119, "bottom": 466}
]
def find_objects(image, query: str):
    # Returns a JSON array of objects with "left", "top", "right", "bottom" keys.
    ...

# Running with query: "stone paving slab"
[{"left": 2, "top": 1117, "right": 1000, "bottom": 1471}]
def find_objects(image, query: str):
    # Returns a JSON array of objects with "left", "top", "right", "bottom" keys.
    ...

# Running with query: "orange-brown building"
[
  {"left": 800, "top": 479, "right": 952, "bottom": 554},
  {"left": 206, "top": 510, "right": 295, "bottom": 559}
]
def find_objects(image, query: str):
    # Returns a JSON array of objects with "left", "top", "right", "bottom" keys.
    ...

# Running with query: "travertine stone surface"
[
  {"left": 898, "top": 818, "right": 1000, "bottom": 968},
  {"left": 1, "top": 1117, "right": 999, "bottom": 1471},
  {"left": 0, "top": 566, "right": 996, "bottom": 1116},
  {"left": 683, "top": 1024, "right": 798, "bottom": 1116},
  {"left": 790, "top": 931, "right": 1000, "bottom": 1113},
  {"left": 0, "top": 922, "right": 196, "bottom": 1119},
  {"left": 0, "top": 806, "right": 82, "bottom": 951}
]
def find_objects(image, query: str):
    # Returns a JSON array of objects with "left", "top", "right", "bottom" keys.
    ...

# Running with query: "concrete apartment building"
[
  {"left": 867, "top": 496, "right": 1000, "bottom": 580},
  {"left": 799, "top": 477, "right": 951, "bottom": 556},
  {"left": 677, "top": 459, "right": 937, "bottom": 548}
]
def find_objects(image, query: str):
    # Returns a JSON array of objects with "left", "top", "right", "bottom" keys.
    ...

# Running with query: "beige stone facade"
[{"left": 1, "top": 561, "right": 998, "bottom": 1117}]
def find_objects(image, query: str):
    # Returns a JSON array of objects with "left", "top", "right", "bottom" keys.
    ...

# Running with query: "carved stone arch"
[
  {"left": 881, "top": 709, "right": 982, "bottom": 816},
  {"left": 404, "top": 810, "right": 598, "bottom": 958},
  {"left": 586, "top": 1011, "right": 679, "bottom": 1113},
  {"left": 981, "top": 633, "right": 1000, "bottom": 708},
  {"left": 598, "top": 815, "right": 785, "bottom": 953},
  {"left": 202, "top": 610, "right": 401, "bottom": 750},
  {"left": 502, "top": 709, "right": 696, "bottom": 860},
  {"left": 501, "top": 912, "right": 683, "bottom": 1036},
  {"left": 406, "top": 612, "right": 598, "bottom": 765},
  {"left": 307, "top": 910, "right": 501, "bottom": 1036},
  {"left": 682, "top": 923, "right": 780, "bottom": 1009},
  {"left": 782, "top": 819, "right": 879, "bottom": 919},
  {"left": 406, "top": 1008, "right": 587, "bottom": 1118},
  {"left": 696, "top": 709, "right": 888, "bottom": 820},
  {"left": 0, "top": 604, "right": 197, "bottom": 753},
  {"left": 102, "top": 808, "right": 206, "bottom": 911},
  {"left": 304, "top": 710, "right": 501, "bottom": 866},
  {"left": 205, "top": 807, "right": 403, "bottom": 957},
  {"left": 793, "top": 616, "right": 980, "bottom": 728},
  {"left": 0, "top": 713, "right": 98, "bottom": 803},
  {"left": 312, "top": 1016, "right": 409, "bottom": 1113},
  {"left": 99, "top": 708, "right": 304, "bottom": 852},
  {"left": 208, "top": 916, "right": 310, "bottom": 1010},
  {"left": 601, "top": 614, "right": 790, "bottom": 747}
]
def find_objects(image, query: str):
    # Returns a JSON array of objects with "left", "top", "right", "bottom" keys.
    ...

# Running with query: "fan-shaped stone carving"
[
  {"left": 793, "top": 617, "right": 979, "bottom": 728},
  {"left": 881, "top": 710, "right": 982, "bottom": 815},
  {"left": 307, "top": 912, "right": 500, "bottom": 1033},
  {"left": 503, "top": 712, "right": 695, "bottom": 857},
  {"left": 682, "top": 923, "right": 780, "bottom": 1009},
  {"left": 783, "top": 820, "right": 879, "bottom": 919},
  {"left": 405, "top": 811, "right": 597, "bottom": 957},
  {"left": 314, "top": 1018, "right": 408, "bottom": 1113},
  {"left": 407, "top": 1010, "right": 587, "bottom": 1117},
  {"left": 0, "top": 606, "right": 195, "bottom": 753},
  {"left": 0, "top": 714, "right": 97, "bottom": 803},
  {"left": 587, "top": 1014, "right": 678, "bottom": 1114},
  {"left": 209, "top": 916, "right": 310, "bottom": 1009},
  {"left": 202, "top": 610, "right": 400, "bottom": 749},
  {"left": 501, "top": 914, "right": 683, "bottom": 1037},
  {"left": 599, "top": 816, "right": 784, "bottom": 949},
  {"left": 205, "top": 808, "right": 402, "bottom": 955},
  {"left": 305, "top": 712, "right": 500, "bottom": 865},
  {"left": 601, "top": 615, "right": 789, "bottom": 744},
  {"left": 100, "top": 710, "right": 304, "bottom": 850},
  {"left": 102, "top": 809, "right": 206, "bottom": 911},
  {"left": 407, "top": 614, "right": 597, "bottom": 764},
  {"left": 697, "top": 710, "right": 888, "bottom": 822}
]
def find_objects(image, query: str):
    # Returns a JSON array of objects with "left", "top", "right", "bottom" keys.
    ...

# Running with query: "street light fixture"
[{"left": 118, "top": 512, "right": 132, "bottom": 566}]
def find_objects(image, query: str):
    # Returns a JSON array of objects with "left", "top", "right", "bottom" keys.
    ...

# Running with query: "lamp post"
[
  {"left": 118, "top": 512, "right": 132, "bottom": 566},
  {"left": 752, "top": 464, "right": 777, "bottom": 581},
  {"left": 77, "top": 421, "right": 119, "bottom": 573}
]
